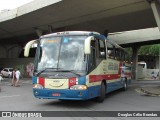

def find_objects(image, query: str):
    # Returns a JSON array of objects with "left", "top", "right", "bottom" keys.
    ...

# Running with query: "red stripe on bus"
[
  {"left": 39, "top": 77, "right": 45, "bottom": 87},
  {"left": 89, "top": 62, "right": 122, "bottom": 83},
  {"left": 118, "top": 62, "right": 122, "bottom": 74},
  {"left": 89, "top": 74, "right": 121, "bottom": 83}
]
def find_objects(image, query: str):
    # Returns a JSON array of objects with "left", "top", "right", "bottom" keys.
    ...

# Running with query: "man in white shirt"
[{"left": 15, "top": 68, "right": 21, "bottom": 87}]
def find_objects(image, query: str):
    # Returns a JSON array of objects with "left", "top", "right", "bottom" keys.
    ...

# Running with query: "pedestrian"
[
  {"left": 15, "top": 68, "right": 21, "bottom": 87},
  {"left": 151, "top": 71, "right": 156, "bottom": 79},
  {"left": 0, "top": 73, "right": 3, "bottom": 92},
  {"left": 0, "top": 73, "right": 3, "bottom": 81},
  {"left": 157, "top": 72, "right": 159, "bottom": 80},
  {"left": 11, "top": 68, "right": 16, "bottom": 86}
]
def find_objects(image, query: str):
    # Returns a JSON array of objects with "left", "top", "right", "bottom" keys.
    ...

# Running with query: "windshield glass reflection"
[{"left": 37, "top": 36, "right": 87, "bottom": 75}]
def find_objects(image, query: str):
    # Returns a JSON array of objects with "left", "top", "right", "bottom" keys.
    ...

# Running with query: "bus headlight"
[
  {"left": 70, "top": 85, "right": 87, "bottom": 90},
  {"left": 33, "top": 84, "right": 44, "bottom": 89}
]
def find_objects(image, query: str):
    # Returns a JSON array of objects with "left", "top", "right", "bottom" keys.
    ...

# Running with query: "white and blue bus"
[{"left": 24, "top": 31, "right": 131, "bottom": 102}]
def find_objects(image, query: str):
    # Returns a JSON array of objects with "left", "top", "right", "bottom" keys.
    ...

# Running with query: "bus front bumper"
[{"left": 33, "top": 88, "right": 89, "bottom": 100}]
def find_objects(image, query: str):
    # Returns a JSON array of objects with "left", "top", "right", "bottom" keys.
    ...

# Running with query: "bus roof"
[
  {"left": 41, "top": 31, "right": 101, "bottom": 38},
  {"left": 40, "top": 31, "right": 125, "bottom": 51}
]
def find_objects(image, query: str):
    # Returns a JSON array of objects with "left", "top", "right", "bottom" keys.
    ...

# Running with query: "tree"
[
  {"left": 124, "top": 44, "right": 160, "bottom": 61},
  {"left": 124, "top": 47, "right": 132, "bottom": 61},
  {"left": 138, "top": 44, "right": 160, "bottom": 56}
]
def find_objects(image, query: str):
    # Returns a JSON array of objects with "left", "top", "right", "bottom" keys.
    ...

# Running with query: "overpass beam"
[
  {"left": 132, "top": 45, "right": 141, "bottom": 80},
  {"left": 35, "top": 28, "right": 43, "bottom": 37},
  {"left": 148, "top": 0, "right": 160, "bottom": 31}
]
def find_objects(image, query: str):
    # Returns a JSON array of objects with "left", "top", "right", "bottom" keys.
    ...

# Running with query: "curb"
[{"left": 135, "top": 86, "right": 160, "bottom": 97}]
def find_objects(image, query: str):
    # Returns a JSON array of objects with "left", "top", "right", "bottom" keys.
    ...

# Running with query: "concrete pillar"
[
  {"left": 159, "top": 48, "right": 160, "bottom": 79},
  {"left": 132, "top": 45, "right": 141, "bottom": 80},
  {"left": 149, "top": 0, "right": 160, "bottom": 31},
  {"left": 7, "top": 45, "right": 20, "bottom": 58},
  {"left": 0, "top": 45, "right": 7, "bottom": 58}
]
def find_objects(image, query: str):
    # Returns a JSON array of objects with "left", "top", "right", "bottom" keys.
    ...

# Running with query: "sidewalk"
[
  {"left": 21, "top": 78, "right": 32, "bottom": 84},
  {"left": 136, "top": 85, "right": 160, "bottom": 96},
  {"left": 134, "top": 80, "right": 160, "bottom": 96},
  {"left": 137, "top": 77, "right": 160, "bottom": 81}
]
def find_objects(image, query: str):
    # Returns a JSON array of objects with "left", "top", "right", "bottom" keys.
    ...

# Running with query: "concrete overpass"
[
  {"left": 0, "top": 0, "right": 160, "bottom": 45},
  {"left": 108, "top": 27, "right": 160, "bottom": 47},
  {"left": 0, "top": 0, "right": 160, "bottom": 79}
]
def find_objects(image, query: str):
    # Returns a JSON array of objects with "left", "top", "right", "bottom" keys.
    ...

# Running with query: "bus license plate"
[{"left": 52, "top": 93, "right": 60, "bottom": 96}]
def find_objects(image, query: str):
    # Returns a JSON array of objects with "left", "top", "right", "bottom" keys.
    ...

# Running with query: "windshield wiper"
[
  {"left": 36, "top": 68, "right": 62, "bottom": 76},
  {"left": 57, "top": 70, "right": 81, "bottom": 76}
]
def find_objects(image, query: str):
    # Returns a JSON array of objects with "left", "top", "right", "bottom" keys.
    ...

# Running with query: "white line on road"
[{"left": 0, "top": 95, "right": 20, "bottom": 98}]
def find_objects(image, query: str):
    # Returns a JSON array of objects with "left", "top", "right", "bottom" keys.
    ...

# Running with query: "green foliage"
[
  {"left": 124, "top": 44, "right": 160, "bottom": 61},
  {"left": 124, "top": 47, "right": 132, "bottom": 61},
  {"left": 138, "top": 44, "right": 160, "bottom": 56},
  {"left": 125, "top": 44, "right": 160, "bottom": 56}
]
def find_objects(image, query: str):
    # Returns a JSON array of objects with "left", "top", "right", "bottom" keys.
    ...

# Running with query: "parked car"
[{"left": 1, "top": 68, "right": 13, "bottom": 78}]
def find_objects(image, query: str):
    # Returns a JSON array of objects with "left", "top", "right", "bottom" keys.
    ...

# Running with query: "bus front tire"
[{"left": 96, "top": 82, "right": 106, "bottom": 102}]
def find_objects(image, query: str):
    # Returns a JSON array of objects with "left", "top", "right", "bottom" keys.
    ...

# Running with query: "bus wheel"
[
  {"left": 122, "top": 80, "right": 127, "bottom": 91},
  {"left": 96, "top": 82, "right": 106, "bottom": 102}
]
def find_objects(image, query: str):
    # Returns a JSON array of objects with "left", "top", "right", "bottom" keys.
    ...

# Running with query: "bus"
[{"left": 24, "top": 31, "right": 132, "bottom": 102}]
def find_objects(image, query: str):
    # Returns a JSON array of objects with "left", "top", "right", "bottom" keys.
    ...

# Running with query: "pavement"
[
  {"left": 0, "top": 77, "right": 32, "bottom": 86},
  {"left": 136, "top": 86, "right": 160, "bottom": 96},
  {"left": 135, "top": 79, "right": 160, "bottom": 96}
]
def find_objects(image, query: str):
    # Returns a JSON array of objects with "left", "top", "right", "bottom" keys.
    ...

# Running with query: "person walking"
[
  {"left": 15, "top": 68, "right": 21, "bottom": 87},
  {"left": 11, "top": 68, "right": 16, "bottom": 86},
  {"left": 0, "top": 73, "right": 3, "bottom": 92},
  {"left": 157, "top": 72, "right": 159, "bottom": 80}
]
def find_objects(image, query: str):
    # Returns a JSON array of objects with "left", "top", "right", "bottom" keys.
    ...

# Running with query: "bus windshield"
[{"left": 36, "top": 35, "right": 87, "bottom": 75}]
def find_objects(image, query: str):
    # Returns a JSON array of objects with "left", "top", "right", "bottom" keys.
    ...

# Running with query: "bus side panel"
[
  {"left": 106, "top": 79, "right": 123, "bottom": 93},
  {"left": 88, "top": 85, "right": 101, "bottom": 99},
  {"left": 86, "top": 59, "right": 122, "bottom": 93}
]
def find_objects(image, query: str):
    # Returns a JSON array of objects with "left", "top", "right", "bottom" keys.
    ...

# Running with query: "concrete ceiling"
[{"left": 0, "top": 0, "right": 157, "bottom": 45}]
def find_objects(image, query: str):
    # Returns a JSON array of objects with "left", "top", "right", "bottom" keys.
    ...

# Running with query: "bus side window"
[
  {"left": 88, "top": 40, "right": 96, "bottom": 72},
  {"left": 98, "top": 40, "right": 106, "bottom": 59},
  {"left": 115, "top": 48, "right": 121, "bottom": 61},
  {"left": 106, "top": 42, "right": 115, "bottom": 59}
]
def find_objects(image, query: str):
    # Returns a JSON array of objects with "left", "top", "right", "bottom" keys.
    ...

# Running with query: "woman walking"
[{"left": 15, "top": 68, "right": 21, "bottom": 87}]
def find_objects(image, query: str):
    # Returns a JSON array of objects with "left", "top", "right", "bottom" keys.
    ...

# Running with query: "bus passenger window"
[
  {"left": 115, "top": 48, "right": 121, "bottom": 60},
  {"left": 107, "top": 49, "right": 114, "bottom": 59},
  {"left": 98, "top": 40, "right": 106, "bottom": 59},
  {"left": 88, "top": 41, "right": 96, "bottom": 72},
  {"left": 106, "top": 42, "right": 115, "bottom": 59}
]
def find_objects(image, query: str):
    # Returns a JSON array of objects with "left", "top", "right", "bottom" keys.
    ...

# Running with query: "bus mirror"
[
  {"left": 84, "top": 36, "right": 94, "bottom": 54},
  {"left": 24, "top": 40, "right": 37, "bottom": 57}
]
